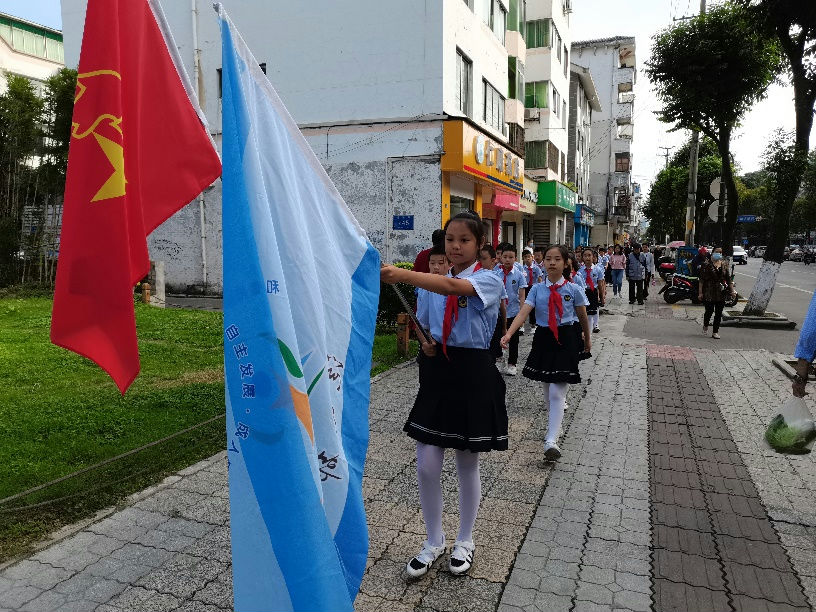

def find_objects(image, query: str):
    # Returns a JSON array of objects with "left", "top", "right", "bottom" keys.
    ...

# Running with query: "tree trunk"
[
  {"left": 743, "top": 46, "right": 816, "bottom": 316},
  {"left": 716, "top": 127, "right": 739, "bottom": 256}
]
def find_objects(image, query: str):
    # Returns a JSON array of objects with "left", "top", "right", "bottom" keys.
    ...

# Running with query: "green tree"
[{"left": 647, "top": 4, "right": 781, "bottom": 255}]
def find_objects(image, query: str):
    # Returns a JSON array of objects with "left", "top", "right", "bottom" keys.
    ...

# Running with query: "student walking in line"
[
  {"left": 495, "top": 245, "right": 527, "bottom": 375},
  {"left": 576, "top": 247, "right": 603, "bottom": 334},
  {"left": 481, "top": 245, "right": 508, "bottom": 368},
  {"left": 522, "top": 249, "right": 543, "bottom": 332},
  {"left": 609, "top": 245, "right": 626, "bottom": 298},
  {"left": 626, "top": 243, "right": 647, "bottom": 305},
  {"left": 698, "top": 247, "right": 735, "bottom": 340},
  {"left": 501, "top": 245, "right": 591, "bottom": 460},
  {"left": 380, "top": 211, "right": 506, "bottom": 579}
]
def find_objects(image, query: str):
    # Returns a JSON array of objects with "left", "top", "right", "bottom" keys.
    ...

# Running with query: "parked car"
[
  {"left": 784, "top": 246, "right": 791, "bottom": 260},
  {"left": 732, "top": 246, "right": 748, "bottom": 264},
  {"left": 755, "top": 246, "right": 767, "bottom": 258},
  {"left": 791, "top": 247, "right": 805, "bottom": 262}
]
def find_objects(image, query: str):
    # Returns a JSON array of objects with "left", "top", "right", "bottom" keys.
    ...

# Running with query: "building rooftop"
[
  {"left": 572, "top": 36, "right": 635, "bottom": 48},
  {"left": 570, "top": 63, "right": 602, "bottom": 112},
  {"left": 0, "top": 12, "right": 62, "bottom": 38}
]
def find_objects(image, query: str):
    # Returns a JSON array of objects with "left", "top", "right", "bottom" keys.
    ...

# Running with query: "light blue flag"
[{"left": 217, "top": 6, "right": 379, "bottom": 611}]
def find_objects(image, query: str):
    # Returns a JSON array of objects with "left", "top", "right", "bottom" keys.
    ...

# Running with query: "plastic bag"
[{"left": 764, "top": 397, "right": 816, "bottom": 455}]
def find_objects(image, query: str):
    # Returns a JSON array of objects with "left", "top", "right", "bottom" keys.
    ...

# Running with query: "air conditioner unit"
[{"left": 524, "top": 108, "right": 540, "bottom": 120}]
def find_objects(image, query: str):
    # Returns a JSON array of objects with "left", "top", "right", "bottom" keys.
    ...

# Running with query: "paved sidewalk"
[{"left": 2, "top": 306, "right": 816, "bottom": 612}]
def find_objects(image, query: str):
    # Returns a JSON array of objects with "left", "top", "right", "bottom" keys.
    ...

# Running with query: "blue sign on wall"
[
  {"left": 737, "top": 215, "right": 757, "bottom": 223},
  {"left": 392, "top": 215, "right": 414, "bottom": 230}
]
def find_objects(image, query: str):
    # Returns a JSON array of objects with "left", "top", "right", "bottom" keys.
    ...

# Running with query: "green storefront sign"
[{"left": 537, "top": 181, "right": 577, "bottom": 213}]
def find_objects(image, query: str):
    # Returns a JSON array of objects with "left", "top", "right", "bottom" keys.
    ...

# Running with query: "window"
[
  {"left": 508, "top": 57, "right": 525, "bottom": 102},
  {"left": 552, "top": 86, "right": 561, "bottom": 116},
  {"left": 562, "top": 99, "right": 567, "bottom": 126},
  {"left": 561, "top": 151, "right": 566, "bottom": 181},
  {"left": 483, "top": 79, "right": 505, "bottom": 133},
  {"left": 548, "top": 141, "right": 559, "bottom": 173},
  {"left": 563, "top": 47, "right": 569, "bottom": 77},
  {"left": 551, "top": 21, "right": 562, "bottom": 55},
  {"left": 0, "top": 19, "right": 63, "bottom": 63},
  {"left": 525, "top": 19, "right": 549, "bottom": 48},
  {"left": 526, "top": 140, "right": 547, "bottom": 169},
  {"left": 615, "top": 153, "right": 631, "bottom": 173},
  {"left": 490, "top": 0, "right": 507, "bottom": 44},
  {"left": 456, "top": 49, "right": 473, "bottom": 117},
  {"left": 450, "top": 195, "right": 474, "bottom": 217},
  {"left": 508, "top": 0, "right": 526, "bottom": 39},
  {"left": 524, "top": 80, "right": 548, "bottom": 109}
]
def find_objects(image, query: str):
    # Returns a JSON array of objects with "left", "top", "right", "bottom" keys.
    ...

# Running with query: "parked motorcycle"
[{"left": 659, "top": 270, "right": 738, "bottom": 307}]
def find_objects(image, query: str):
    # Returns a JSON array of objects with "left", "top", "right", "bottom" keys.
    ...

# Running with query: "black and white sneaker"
[
  {"left": 592, "top": 327, "right": 600, "bottom": 334},
  {"left": 406, "top": 539, "right": 445, "bottom": 579},
  {"left": 449, "top": 540, "right": 475, "bottom": 576}
]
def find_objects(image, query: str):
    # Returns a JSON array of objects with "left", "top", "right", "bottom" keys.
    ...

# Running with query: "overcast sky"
[{"left": 7, "top": 0, "right": 813, "bottom": 196}]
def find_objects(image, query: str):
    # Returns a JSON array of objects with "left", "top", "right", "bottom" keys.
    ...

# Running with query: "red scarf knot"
[
  {"left": 442, "top": 262, "right": 482, "bottom": 358},
  {"left": 585, "top": 267, "right": 595, "bottom": 291},
  {"left": 548, "top": 279, "right": 568, "bottom": 344}
]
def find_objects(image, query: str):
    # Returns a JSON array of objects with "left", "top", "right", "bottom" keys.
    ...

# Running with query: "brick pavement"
[{"left": 4, "top": 308, "right": 816, "bottom": 612}]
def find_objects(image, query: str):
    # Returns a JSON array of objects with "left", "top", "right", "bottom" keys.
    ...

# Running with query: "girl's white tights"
[
  {"left": 416, "top": 442, "right": 481, "bottom": 546},
  {"left": 545, "top": 382, "right": 568, "bottom": 444},
  {"left": 588, "top": 312, "right": 599, "bottom": 330}
]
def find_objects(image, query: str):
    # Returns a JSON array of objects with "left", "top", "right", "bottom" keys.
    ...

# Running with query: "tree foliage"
[
  {"left": 0, "top": 68, "right": 76, "bottom": 287},
  {"left": 647, "top": 3, "right": 781, "bottom": 254}
]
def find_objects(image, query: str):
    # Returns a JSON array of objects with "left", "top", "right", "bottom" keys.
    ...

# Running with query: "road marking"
[{"left": 735, "top": 270, "right": 815, "bottom": 295}]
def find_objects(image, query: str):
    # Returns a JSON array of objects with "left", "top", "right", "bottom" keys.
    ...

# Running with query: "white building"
[
  {"left": 567, "top": 62, "right": 601, "bottom": 247},
  {"left": 61, "top": 0, "right": 527, "bottom": 293},
  {"left": 0, "top": 13, "right": 64, "bottom": 95},
  {"left": 572, "top": 36, "right": 636, "bottom": 246},
  {"left": 522, "top": 0, "right": 577, "bottom": 247}
]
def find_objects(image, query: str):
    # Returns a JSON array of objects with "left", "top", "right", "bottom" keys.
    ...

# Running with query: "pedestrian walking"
[
  {"left": 577, "top": 247, "right": 603, "bottom": 333},
  {"left": 609, "top": 245, "right": 626, "bottom": 298},
  {"left": 792, "top": 291, "right": 816, "bottom": 397},
  {"left": 501, "top": 245, "right": 591, "bottom": 461},
  {"left": 626, "top": 243, "right": 647, "bottom": 305},
  {"left": 642, "top": 243, "right": 655, "bottom": 299},
  {"left": 481, "top": 245, "right": 508, "bottom": 367},
  {"left": 698, "top": 247, "right": 734, "bottom": 340},
  {"left": 380, "top": 211, "right": 506, "bottom": 579}
]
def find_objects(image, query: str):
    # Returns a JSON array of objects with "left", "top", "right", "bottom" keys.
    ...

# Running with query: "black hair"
[
  {"left": 502, "top": 244, "right": 517, "bottom": 255},
  {"left": 496, "top": 241, "right": 512, "bottom": 252},
  {"left": 431, "top": 229, "right": 446, "bottom": 248},
  {"left": 614, "top": 244, "right": 623, "bottom": 254},
  {"left": 533, "top": 246, "right": 545, "bottom": 255},
  {"left": 480, "top": 244, "right": 497, "bottom": 258},
  {"left": 429, "top": 244, "right": 447, "bottom": 257},
  {"left": 542, "top": 244, "right": 571, "bottom": 280},
  {"left": 566, "top": 252, "right": 581, "bottom": 281},
  {"left": 581, "top": 247, "right": 596, "bottom": 258},
  {"left": 444, "top": 210, "right": 486, "bottom": 247}
]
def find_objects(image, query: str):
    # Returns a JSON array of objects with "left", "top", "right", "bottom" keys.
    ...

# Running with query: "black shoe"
[
  {"left": 638, "top": 301, "right": 644, "bottom": 305},
  {"left": 629, "top": 301, "right": 635, "bottom": 304}
]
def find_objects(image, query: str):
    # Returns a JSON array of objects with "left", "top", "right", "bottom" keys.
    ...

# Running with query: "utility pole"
[
  {"left": 659, "top": 146, "right": 673, "bottom": 169},
  {"left": 685, "top": 0, "right": 706, "bottom": 246}
]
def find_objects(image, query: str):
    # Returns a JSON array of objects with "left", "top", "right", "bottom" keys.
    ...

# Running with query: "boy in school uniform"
[
  {"left": 521, "top": 249, "right": 542, "bottom": 332},
  {"left": 481, "top": 245, "right": 508, "bottom": 370},
  {"left": 533, "top": 246, "right": 546, "bottom": 271},
  {"left": 495, "top": 245, "right": 527, "bottom": 375}
]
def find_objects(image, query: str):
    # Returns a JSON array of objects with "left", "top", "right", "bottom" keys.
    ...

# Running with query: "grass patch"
[{"left": 0, "top": 297, "right": 414, "bottom": 561}]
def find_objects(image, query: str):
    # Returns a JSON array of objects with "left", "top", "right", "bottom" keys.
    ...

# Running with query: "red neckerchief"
[
  {"left": 442, "top": 262, "right": 482, "bottom": 358},
  {"left": 527, "top": 265, "right": 534, "bottom": 287},
  {"left": 548, "top": 278, "right": 569, "bottom": 343},
  {"left": 584, "top": 266, "right": 595, "bottom": 291},
  {"left": 501, "top": 266, "right": 512, "bottom": 306}
]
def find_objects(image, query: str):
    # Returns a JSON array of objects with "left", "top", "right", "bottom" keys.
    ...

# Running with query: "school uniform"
[
  {"left": 489, "top": 283, "right": 509, "bottom": 359},
  {"left": 577, "top": 264, "right": 604, "bottom": 316},
  {"left": 522, "top": 263, "right": 543, "bottom": 326},
  {"left": 407, "top": 262, "right": 508, "bottom": 452},
  {"left": 495, "top": 265, "right": 528, "bottom": 365},
  {"left": 522, "top": 278, "right": 589, "bottom": 384}
]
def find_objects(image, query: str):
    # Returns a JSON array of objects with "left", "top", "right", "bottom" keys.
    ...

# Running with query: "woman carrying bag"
[{"left": 698, "top": 247, "right": 735, "bottom": 339}]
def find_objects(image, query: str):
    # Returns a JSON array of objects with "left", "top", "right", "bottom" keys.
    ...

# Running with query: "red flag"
[{"left": 51, "top": 0, "right": 222, "bottom": 394}]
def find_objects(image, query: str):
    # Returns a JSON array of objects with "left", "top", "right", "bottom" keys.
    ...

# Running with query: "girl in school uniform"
[
  {"left": 578, "top": 247, "right": 604, "bottom": 334},
  {"left": 501, "top": 245, "right": 591, "bottom": 460},
  {"left": 380, "top": 210, "right": 506, "bottom": 579}
]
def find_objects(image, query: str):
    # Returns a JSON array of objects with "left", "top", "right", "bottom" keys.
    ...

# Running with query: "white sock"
[
  {"left": 454, "top": 450, "right": 481, "bottom": 543},
  {"left": 545, "top": 382, "right": 568, "bottom": 444},
  {"left": 416, "top": 442, "right": 445, "bottom": 547},
  {"left": 590, "top": 313, "right": 599, "bottom": 329}
]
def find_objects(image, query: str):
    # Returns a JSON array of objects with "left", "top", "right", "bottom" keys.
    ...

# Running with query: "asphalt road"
[{"left": 733, "top": 256, "right": 816, "bottom": 325}]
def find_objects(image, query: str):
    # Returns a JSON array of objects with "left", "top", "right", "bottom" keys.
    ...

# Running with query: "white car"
[{"left": 732, "top": 246, "right": 747, "bottom": 264}]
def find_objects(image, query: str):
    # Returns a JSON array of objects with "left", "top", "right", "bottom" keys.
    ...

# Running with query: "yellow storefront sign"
[{"left": 442, "top": 121, "right": 523, "bottom": 195}]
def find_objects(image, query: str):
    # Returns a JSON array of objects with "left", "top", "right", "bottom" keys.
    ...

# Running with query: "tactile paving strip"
[{"left": 648, "top": 354, "right": 811, "bottom": 612}]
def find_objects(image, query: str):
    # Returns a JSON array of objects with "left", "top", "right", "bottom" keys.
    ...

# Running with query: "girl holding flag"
[
  {"left": 501, "top": 245, "right": 590, "bottom": 460},
  {"left": 380, "top": 210, "right": 506, "bottom": 578}
]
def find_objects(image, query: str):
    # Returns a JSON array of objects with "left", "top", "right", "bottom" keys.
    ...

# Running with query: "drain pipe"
[{"left": 192, "top": 0, "right": 208, "bottom": 289}]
